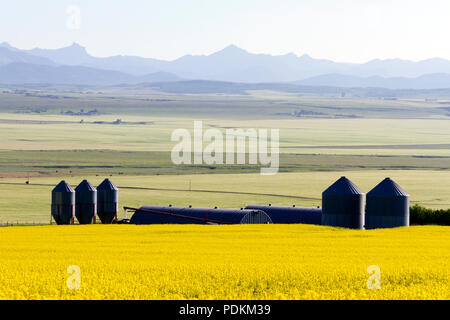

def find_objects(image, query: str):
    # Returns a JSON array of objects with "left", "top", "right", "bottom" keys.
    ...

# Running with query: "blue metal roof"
[
  {"left": 322, "top": 176, "right": 364, "bottom": 195},
  {"left": 52, "top": 180, "right": 74, "bottom": 193},
  {"left": 75, "top": 180, "right": 96, "bottom": 192},
  {"left": 130, "top": 206, "right": 271, "bottom": 225},
  {"left": 97, "top": 178, "right": 118, "bottom": 191},
  {"left": 367, "top": 177, "right": 409, "bottom": 197}
]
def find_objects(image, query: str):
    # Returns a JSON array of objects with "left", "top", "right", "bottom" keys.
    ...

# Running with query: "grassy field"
[
  {"left": 1, "top": 150, "right": 449, "bottom": 178},
  {"left": 1, "top": 114, "right": 450, "bottom": 156},
  {"left": 1, "top": 89, "right": 450, "bottom": 118},
  {"left": 0, "top": 90, "right": 449, "bottom": 221},
  {"left": 0, "top": 224, "right": 449, "bottom": 299},
  {"left": 1, "top": 170, "right": 450, "bottom": 223}
]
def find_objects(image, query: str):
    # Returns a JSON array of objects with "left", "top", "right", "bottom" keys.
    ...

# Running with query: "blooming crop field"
[{"left": 0, "top": 224, "right": 449, "bottom": 300}]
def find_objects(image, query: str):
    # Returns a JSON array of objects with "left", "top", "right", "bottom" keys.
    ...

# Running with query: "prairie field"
[
  {"left": 0, "top": 224, "right": 449, "bottom": 300},
  {"left": 0, "top": 93, "right": 449, "bottom": 223}
]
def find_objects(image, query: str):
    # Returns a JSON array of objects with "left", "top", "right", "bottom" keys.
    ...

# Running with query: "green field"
[{"left": 0, "top": 89, "right": 449, "bottom": 223}]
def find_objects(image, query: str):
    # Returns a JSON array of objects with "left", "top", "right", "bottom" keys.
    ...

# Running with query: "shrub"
[{"left": 410, "top": 204, "right": 450, "bottom": 226}]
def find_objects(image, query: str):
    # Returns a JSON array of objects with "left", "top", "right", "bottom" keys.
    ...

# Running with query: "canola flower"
[{"left": 0, "top": 224, "right": 449, "bottom": 300}]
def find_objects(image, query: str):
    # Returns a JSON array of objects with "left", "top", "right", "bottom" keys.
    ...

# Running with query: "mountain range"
[{"left": 2, "top": 42, "right": 450, "bottom": 89}]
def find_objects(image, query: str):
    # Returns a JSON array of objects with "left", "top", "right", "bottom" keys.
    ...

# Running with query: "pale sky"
[{"left": 1, "top": 0, "right": 449, "bottom": 63}]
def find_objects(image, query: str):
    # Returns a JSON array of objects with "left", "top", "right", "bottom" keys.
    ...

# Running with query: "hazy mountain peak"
[
  {"left": 0, "top": 42, "right": 11, "bottom": 47},
  {"left": 0, "top": 42, "right": 19, "bottom": 51},
  {"left": 63, "top": 42, "right": 88, "bottom": 53},
  {"left": 299, "top": 53, "right": 313, "bottom": 60},
  {"left": 214, "top": 44, "right": 248, "bottom": 55},
  {"left": 25, "top": 42, "right": 91, "bottom": 66},
  {"left": 224, "top": 44, "right": 244, "bottom": 51},
  {"left": 70, "top": 42, "right": 83, "bottom": 47}
]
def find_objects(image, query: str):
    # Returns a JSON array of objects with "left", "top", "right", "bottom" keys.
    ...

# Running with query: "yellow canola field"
[{"left": 0, "top": 224, "right": 449, "bottom": 300}]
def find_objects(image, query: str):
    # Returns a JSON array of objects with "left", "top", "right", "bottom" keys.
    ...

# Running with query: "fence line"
[{"left": 0, "top": 221, "right": 50, "bottom": 227}]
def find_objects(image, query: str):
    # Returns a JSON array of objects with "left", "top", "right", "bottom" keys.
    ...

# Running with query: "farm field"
[
  {"left": 1, "top": 114, "right": 450, "bottom": 157},
  {"left": 0, "top": 224, "right": 449, "bottom": 300},
  {"left": 0, "top": 93, "right": 449, "bottom": 223},
  {"left": 1, "top": 170, "right": 450, "bottom": 223},
  {"left": 1, "top": 89, "right": 450, "bottom": 119}
]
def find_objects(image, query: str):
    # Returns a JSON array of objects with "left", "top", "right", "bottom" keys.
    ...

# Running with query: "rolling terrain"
[{"left": 0, "top": 89, "right": 449, "bottom": 223}]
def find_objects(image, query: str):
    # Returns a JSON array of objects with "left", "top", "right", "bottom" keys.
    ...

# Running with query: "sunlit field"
[
  {"left": 1, "top": 113, "right": 450, "bottom": 157},
  {"left": 0, "top": 224, "right": 449, "bottom": 300}
]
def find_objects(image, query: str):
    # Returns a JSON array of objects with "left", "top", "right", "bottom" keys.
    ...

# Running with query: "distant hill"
[
  {"left": 0, "top": 46, "right": 56, "bottom": 67},
  {"left": 0, "top": 63, "right": 182, "bottom": 85},
  {"left": 297, "top": 73, "right": 450, "bottom": 90},
  {"left": 134, "top": 80, "right": 450, "bottom": 96}
]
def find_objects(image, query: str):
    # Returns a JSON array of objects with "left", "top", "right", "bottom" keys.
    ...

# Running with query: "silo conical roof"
[
  {"left": 367, "top": 178, "right": 409, "bottom": 197},
  {"left": 322, "top": 176, "right": 364, "bottom": 195},
  {"left": 52, "top": 180, "right": 74, "bottom": 193},
  {"left": 75, "top": 180, "right": 96, "bottom": 192},
  {"left": 97, "top": 178, "right": 118, "bottom": 191}
]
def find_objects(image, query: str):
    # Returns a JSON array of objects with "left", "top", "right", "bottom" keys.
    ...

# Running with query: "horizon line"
[{"left": 1, "top": 41, "right": 447, "bottom": 65}]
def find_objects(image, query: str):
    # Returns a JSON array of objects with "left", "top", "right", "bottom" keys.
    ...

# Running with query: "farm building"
[
  {"left": 245, "top": 205, "right": 322, "bottom": 224},
  {"left": 365, "top": 178, "right": 410, "bottom": 229},
  {"left": 75, "top": 180, "right": 97, "bottom": 224},
  {"left": 97, "top": 178, "right": 119, "bottom": 224},
  {"left": 51, "top": 180, "right": 75, "bottom": 225},
  {"left": 129, "top": 206, "right": 272, "bottom": 225},
  {"left": 322, "top": 176, "right": 365, "bottom": 229}
]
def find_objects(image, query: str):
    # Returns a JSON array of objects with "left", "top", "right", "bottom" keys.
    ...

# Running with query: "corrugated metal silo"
[
  {"left": 322, "top": 176, "right": 365, "bottom": 229},
  {"left": 365, "top": 177, "right": 409, "bottom": 229},
  {"left": 97, "top": 179, "right": 118, "bottom": 224},
  {"left": 245, "top": 205, "right": 322, "bottom": 224},
  {"left": 130, "top": 206, "right": 272, "bottom": 225},
  {"left": 75, "top": 180, "right": 97, "bottom": 224},
  {"left": 51, "top": 180, "right": 75, "bottom": 225}
]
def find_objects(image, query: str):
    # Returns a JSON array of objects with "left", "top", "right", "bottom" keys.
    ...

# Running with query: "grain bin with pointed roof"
[
  {"left": 51, "top": 180, "right": 75, "bottom": 225},
  {"left": 75, "top": 180, "right": 97, "bottom": 224},
  {"left": 365, "top": 178, "right": 409, "bottom": 229},
  {"left": 322, "top": 176, "right": 365, "bottom": 229},
  {"left": 97, "top": 178, "right": 118, "bottom": 224}
]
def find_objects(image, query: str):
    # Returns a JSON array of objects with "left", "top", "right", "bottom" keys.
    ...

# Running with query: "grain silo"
[
  {"left": 75, "top": 180, "right": 97, "bottom": 224},
  {"left": 51, "top": 180, "right": 75, "bottom": 225},
  {"left": 129, "top": 206, "right": 272, "bottom": 225},
  {"left": 245, "top": 205, "right": 321, "bottom": 224},
  {"left": 322, "top": 176, "right": 365, "bottom": 229},
  {"left": 365, "top": 178, "right": 409, "bottom": 229},
  {"left": 97, "top": 179, "right": 118, "bottom": 224}
]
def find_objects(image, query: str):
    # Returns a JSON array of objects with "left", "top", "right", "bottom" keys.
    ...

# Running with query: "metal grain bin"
[
  {"left": 365, "top": 178, "right": 409, "bottom": 229},
  {"left": 75, "top": 180, "right": 97, "bottom": 224},
  {"left": 51, "top": 180, "right": 75, "bottom": 225},
  {"left": 322, "top": 176, "right": 365, "bottom": 229},
  {"left": 130, "top": 206, "right": 272, "bottom": 225},
  {"left": 245, "top": 205, "right": 322, "bottom": 224},
  {"left": 97, "top": 179, "right": 118, "bottom": 224}
]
